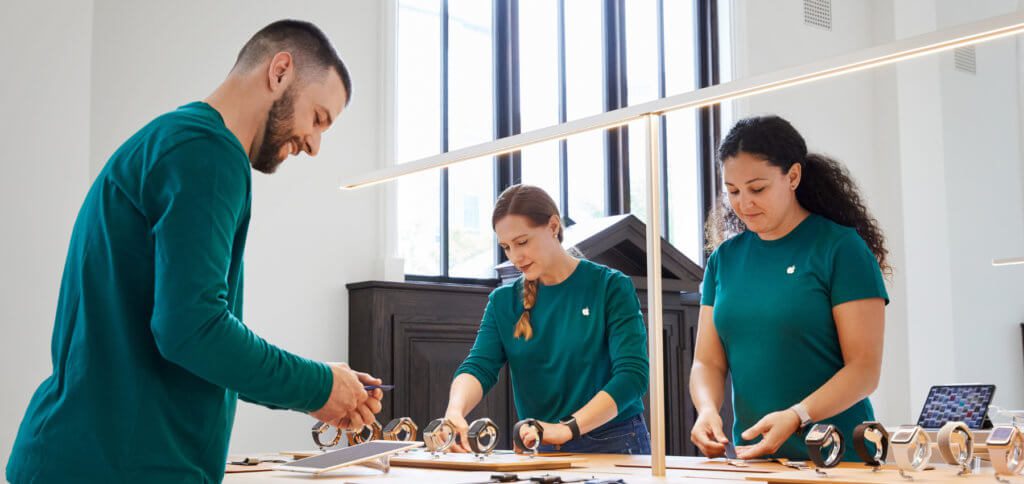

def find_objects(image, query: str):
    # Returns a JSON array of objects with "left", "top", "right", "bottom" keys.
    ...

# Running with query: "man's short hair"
[{"left": 234, "top": 19, "right": 352, "bottom": 105}]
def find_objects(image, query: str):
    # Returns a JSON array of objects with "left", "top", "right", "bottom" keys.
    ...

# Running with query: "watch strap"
[
  {"left": 789, "top": 403, "right": 813, "bottom": 430},
  {"left": 936, "top": 421, "right": 973, "bottom": 466},
  {"left": 989, "top": 428, "right": 1024, "bottom": 476},
  {"left": 513, "top": 418, "right": 544, "bottom": 452},
  {"left": 561, "top": 416, "right": 581, "bottom": 441},
  {"left": 806, "top": 426, "right": 844, "bottom": 469},
  {"left": 893, "top": 428, "right": 931, "bottom": 472},
  {"left": 852, "top": 422, "right": 889, "bottom": 466}
]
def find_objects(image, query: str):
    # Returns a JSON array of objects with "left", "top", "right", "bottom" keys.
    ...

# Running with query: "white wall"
[
  {"left": 727, "top": 0, "right": 1024, "bottom": 425},
  {"left": 935, "top": 0, "right": 1024, "bottom": 412},
  {"left": 0, "top": 1, "right": 94, "bottom": 472},
  {"left": 86, "top": 0, "right": 387, "bottom": 456}
]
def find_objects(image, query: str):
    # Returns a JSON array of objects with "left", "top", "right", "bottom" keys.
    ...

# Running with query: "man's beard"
[{"left": 251, "top": 86, "right": 297, "bottom": 174}]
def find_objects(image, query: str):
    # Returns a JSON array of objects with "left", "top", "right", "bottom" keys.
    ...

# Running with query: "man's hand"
[{"left": 309, "top": 363, "right": 383, "bottom": 431}]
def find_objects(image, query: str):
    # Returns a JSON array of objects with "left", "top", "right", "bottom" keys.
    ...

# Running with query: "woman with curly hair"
[{"left": 689, "top": 115, "right": 890, "bottom": 461}]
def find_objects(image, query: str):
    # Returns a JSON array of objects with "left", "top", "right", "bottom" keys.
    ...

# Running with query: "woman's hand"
[
  {"left": 518, "top": 421, "right": 573, "bottom": 449},
  {"left": 735, "top": 409, "right": 801, "bottom": 460},
  {"left": 442, "top": 410, "right": 471, "bottom": 453},
  {"left": 690, "top": 410, "right": 729, "bottom": 457}
]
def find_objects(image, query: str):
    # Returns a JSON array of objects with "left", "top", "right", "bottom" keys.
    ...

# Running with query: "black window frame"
[{"left": 404, "top": 0, "right": 722, "bottom": 284}]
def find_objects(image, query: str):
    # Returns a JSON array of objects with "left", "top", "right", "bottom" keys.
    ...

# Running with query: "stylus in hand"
[{"left": 363, "top": 384, "right": 395, "bottom": 391}]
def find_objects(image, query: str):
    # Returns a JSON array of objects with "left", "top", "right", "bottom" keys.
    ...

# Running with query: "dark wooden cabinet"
[{"left": 347, "top": 281, "right": 519, "bottom": 449}]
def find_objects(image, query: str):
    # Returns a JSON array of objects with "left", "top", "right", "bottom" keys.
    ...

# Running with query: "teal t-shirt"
[
  {"left": 7, "top": 102, "right": 332, "bottom": 483},
  {"left": 701, "top": 214, "right": 888, "bottom": 461},
  {"left": 455, "top": 259, "right": 649, "bottom": 425}
]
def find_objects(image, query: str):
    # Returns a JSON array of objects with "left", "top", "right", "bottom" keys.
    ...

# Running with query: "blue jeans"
[{"left": 538, "top": 414, "right": 651, "bottom": 455}]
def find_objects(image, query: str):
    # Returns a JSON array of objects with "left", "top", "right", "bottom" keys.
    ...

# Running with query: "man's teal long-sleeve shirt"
[{"left": 7, "top": 102, "right": 332, "bottom": 483}]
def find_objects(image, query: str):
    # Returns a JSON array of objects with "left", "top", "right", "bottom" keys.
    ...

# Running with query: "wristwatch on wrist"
[
  {"left": 805, "top": 423, "right": 845, "bottom": 469},
  {"left": 936, "top": 421, "right": 973, "bottom": 471},
  {"left": 852, "top": 421, "right": 889, "bottom": 468},
  {"left": 986, "top": 425, "right": 1024, "bottom": 478},
  {"left": 560, "top": 416, "right": 581, "bottom": 441},
  {"left": 789, "top": 403, "right": 813, "bottom": 432},
  {"left": 890, "top": 425, "right": 932, "bottom": 473}
]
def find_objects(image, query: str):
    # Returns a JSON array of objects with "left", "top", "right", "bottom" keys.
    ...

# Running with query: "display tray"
[
  {"left": 746, "top": 466, "right": 994, "bottom": 484},
  {"left": 387, "top": 449, "right": 584, "bottom": 471},
  {"left": 613, "top": 455, "right": 815, "bottom": 474}
]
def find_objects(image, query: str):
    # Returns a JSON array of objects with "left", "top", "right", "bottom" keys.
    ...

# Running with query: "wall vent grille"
[
  {"left": 954, "top": 46, "right": 977, "bottom": 74},
  {"left": 804, "top": 0, "right": 832, "bottom": 31}
]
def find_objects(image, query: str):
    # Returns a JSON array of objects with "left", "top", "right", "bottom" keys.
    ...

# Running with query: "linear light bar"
[
  {"left": 992, "top": 257, "right": 1024, "bottom": 266},
  {"left": 339, "top": 11, "right": 1024, "bottom": 189}
]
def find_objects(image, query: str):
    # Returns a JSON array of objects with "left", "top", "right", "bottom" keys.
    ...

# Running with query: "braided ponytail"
[{"left": 514, "top": 279, "right": 537, "bottom": 340}]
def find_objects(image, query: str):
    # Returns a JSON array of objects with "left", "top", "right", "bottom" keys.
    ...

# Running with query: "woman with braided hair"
[
  {"left": 690, "top": 115, "right": 889, "bottom": 461},
  {"left": 444, "top": 184, "right": 651, "bottom": 454}
]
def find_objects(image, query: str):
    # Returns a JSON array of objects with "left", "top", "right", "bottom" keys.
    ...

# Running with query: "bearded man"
[{"left": 7, "top": 20, "right": 382, "bottom": 483}]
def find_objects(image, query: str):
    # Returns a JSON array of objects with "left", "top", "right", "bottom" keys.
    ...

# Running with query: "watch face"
[
  {"left": 805, "top": 424, "right": 832, "bottom": 443},
  {"left": 891, "top": 428, "right": 917, "bottom": 444},
  {"left": 423, "top": 419, "right": 444, "bottom": 434},
  {"left": 988, "top": 426, "right": 1016, "bottom": 446}
]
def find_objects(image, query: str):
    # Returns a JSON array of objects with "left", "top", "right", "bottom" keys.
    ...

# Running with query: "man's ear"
[{"left": 266, "top": 52, "right": 294, "bottom": 95}]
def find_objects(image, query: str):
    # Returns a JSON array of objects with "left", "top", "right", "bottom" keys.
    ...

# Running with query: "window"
[{"left": 396, "top": 0, "right": 723, "bottom": 280}]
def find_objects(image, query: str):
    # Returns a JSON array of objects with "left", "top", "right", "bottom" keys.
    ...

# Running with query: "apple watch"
[
  {"left": 890, "top": 425, "right": 932, "bottom": 473},
  {"left": 560, "top": 416, "right": 581, "bottom": 441},
  {"left": 347, "top": 418, "right": 383, "bottom": 445},
  {"left": 986, "top": 425, "right": 1024, "bottom": 480},
  {"left": 311, "top": 420, "right": 343, "bottom": 450},
  {"left": 382, "top": 417, "right": 418, "bottom": 442},
  {"left": 467, "top": 417, "right": 500, "bottom": 457},
  {"left": 936, "top": 421, "right": 973, "bottom": 472},
  {"left": 513, "top": 418, "right": 545, "bottom": 456},
  {"left": 853, "top": 421, "right": 889, "bottom": 468},
  {"left": 423, "top": 417, "right": 456, "bottom": 455},
  {"left": 805, "top": 423, "right": 845, "bottom": 469},
  {"left": 790, "top": 403, "right": 813, "bottom": 432}
]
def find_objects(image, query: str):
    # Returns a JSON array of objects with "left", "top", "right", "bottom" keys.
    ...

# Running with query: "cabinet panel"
[{"left": 392, "top": 316, "right": 513, "bottom": 448}]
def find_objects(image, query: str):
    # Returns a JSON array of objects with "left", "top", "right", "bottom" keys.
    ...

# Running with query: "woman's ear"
[
  {"left": 548, "top": 214, "right": 561, "bottom": 238},
  {"left": 788, "top": 162, "right": 803, "bottom": 190}
]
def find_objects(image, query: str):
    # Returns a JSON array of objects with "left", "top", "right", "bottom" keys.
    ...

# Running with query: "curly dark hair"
[{"left": 706, "top": 115, "right": 892, "bottom": 277}]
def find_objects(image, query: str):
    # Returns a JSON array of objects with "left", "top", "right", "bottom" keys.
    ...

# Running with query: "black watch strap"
[
  {"left": 513, "top": 418, "right": 544, "bottom": 451},
  {"left": 807, "top": 428, "right": 845, "bottom": 469},
  {"left": 853, "top": 422, "right": 889, "bottom": 467},
  {"left": 807, "top": 439, "right": 828, "bottom": 468},
  {"left": 561, "top": 417, "right": 581, "bottom": 441}
]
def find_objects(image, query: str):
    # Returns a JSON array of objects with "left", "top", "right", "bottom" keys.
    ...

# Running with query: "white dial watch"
[
  {"left": 986, "top": 425, "right": 1024, "bottom": 480},
  {"left": 890, "top": 425, "right": 932, "bottom": 473}
]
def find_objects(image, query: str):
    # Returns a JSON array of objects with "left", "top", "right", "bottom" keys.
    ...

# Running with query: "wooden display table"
[{"left": 224, "top": 453, "right": 756, "bottom": 483}]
